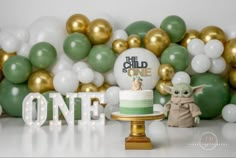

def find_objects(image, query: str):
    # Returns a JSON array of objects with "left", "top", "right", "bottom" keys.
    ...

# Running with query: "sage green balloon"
[
  {"left": 191, "top": 73, "right": 230, "bottom": 119},
  {"left": 153, "top": 89, "right": 171, "bottom": 105},
  {"left": 30, "top": 42, "right": 57, "bottom": 69},
  {"left": 64, "top": 97, "right": 81, "bottom": 120},
  {"left": 230, "top": 93, "right": 236, "bottom": 104},
  {"left": 160, "top": 15, "right": 186, "bottom": 43},
  {"left": 3, "top": 56, "right": 32, "bottom": 84},
  {"left": 63, "top": 33, "right": 92, "bottom": 61},
  {"left": 0, "top": 79, "right": 30, "bottom": 117},
  {"left": 125, "top": 21, "right": 155, "bottom": 40},
  {"left": 88, "top": 45, "right": 116, "bottom": 73},
  {"left": 161, "top": 44, "right": 190, "bottom": 71}
]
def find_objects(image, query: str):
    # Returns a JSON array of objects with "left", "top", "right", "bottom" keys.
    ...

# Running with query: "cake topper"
[
  {"left": 163, "top": 83, "right": 204, "bottom": 128},
  {"left": 131, "top": 74, "right": 143, "bottom": 90}
]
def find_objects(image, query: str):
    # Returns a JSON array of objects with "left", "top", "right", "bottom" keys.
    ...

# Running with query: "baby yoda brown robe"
[{"left": 164, "top": 96, "right": 201, "bottom": 128}]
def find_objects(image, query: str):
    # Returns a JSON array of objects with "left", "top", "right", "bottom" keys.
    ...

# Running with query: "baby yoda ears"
[
  {"left": 163, "top": 85, "right": 172, "bottom": 94},
  {"left": 192, "top": 85, "right": 205, "bottom": 94}
]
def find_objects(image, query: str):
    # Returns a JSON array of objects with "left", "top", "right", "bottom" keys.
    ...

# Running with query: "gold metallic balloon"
[
  {"left": 156, "top": 80, "right": 172, "bottom": 95},
  {"left": 28, "top": 70, "right": 54, "bottom": 93},
  {"left": 112, "top": 39, "right": 128, "bottom": 54},
  {"left": 86, "top": 18, "right": 112, "bottom": 44},
  {"left": 79, "top": 83, "right": 98, "bottom": 92},
  {"left": 144, "top": 28, "right": 170, "bottom": 57},
  {"left": 0, "top": 49, "right": 16, "bottom": 69},
  {"left": 91, "top": 97, "right": 106, "bottom": 108},
  {"left": 200, "top": 26, "right": 226, "bottom": 44},
  {"left": 223, "top": 38, "right": 236, "bottom": 67},
  {"left": 66, "top": 14, "right": 90, "bottom": 34},
  {"left": 229, "top": 68, "right": 236, "bottom": 88},
  {"left": 158, "top": 64, "right": 175, "bottom": 81},
  {"left": 127, "top": 34, "right": 142, "bottom": 48},
  {"left": 98, "top": 83, "right": 111, "bottom": 92},
  {"left": 180, "top": 29, "right": 200, "bottom": 47}
]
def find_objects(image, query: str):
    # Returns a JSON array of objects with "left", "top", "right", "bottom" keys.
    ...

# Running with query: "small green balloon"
[
  {"left": 64, "top": 33, "right": 92, "bottom": 61},
  {"left": 160, "top": 15, "right": 186, "bottom": 43},
  {"left": 230, "top": 93, "right": 236, "bottom": 104},
  {"left": 3, "top": 56, "right": 32, "bottom": 84},
  {"left": 161, "top": 44, "right": 190, "bottom": 71},
  {"left": 30, "top": 42, "right": 57, "bottom": 69},
  {"left": 64, "top": 97, "right": 81, "bottom": 120},
  {"left": 88, "top": 45, "right": 116, "bottom": 73},
  {"left": 125, "top": 21, "right": 156, "bottom": 41},
  {"left": 153, "top": 89, "right": 171, "bottom": 105},
  {"left": 0, "top": 79, "right": 30, "bottom": 117},
  {"left": 191, "top": 73, "right": 230, "bottom": 119}
]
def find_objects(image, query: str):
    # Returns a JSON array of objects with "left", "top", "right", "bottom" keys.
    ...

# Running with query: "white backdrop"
[{"left": 0, "top": 0, "right": 236, "bottom": 30}]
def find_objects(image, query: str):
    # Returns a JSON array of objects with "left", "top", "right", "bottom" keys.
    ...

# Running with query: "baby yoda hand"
[{"left": 194, "top": 116, "right": 200, "bottom": 125}]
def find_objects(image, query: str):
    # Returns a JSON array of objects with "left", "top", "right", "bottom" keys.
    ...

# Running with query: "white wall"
[{"left": 0, "top": 0, "right": 236, "bottom": 31}]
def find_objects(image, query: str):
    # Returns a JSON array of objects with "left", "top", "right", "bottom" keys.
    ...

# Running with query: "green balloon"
[
  {"left": 3, "top": 56, "right": 32, "bottom": 84},
  {"left": 30, "top": 42, "right": 57, "bottom": 69},
  {"left": 125, "top": 21, "right": 155, "bottom": 40},
  {"left": 64, "top": 33, "right": 92, "bottom": 61},
  {"left": 0, "top": 79, "right": 30, "bottom": 117},
  {"left": 153, "top": 89, "right": 171, "bottom": 105},
  {"left": 64, "top": 97, "right": 81, "bottom": 120},
  {"left": 161, "top": 44, "right": 190, "bottom": 71},
  {"left": 160, "top": 15, "right": 186, "bottom": 43},
  {"left": 191, "top": 73, "right": 230, "bottom": 119},
  {"left": 88, "top": 45, "right": 116, "bottom": 73},
  {"left": 230, "top": 93, "right": 236, "bottom": 104}
]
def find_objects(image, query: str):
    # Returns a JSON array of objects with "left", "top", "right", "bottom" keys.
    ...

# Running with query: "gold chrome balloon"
[
  {"left": 229, "top": 68, "right": 236, "bottom": 88},
  {"left": 28, "top": 70, "right": 54, "bottom": 93},
  {"left": 180, "top": 29, "right": 200, "bottom": 47},
  {"left": 200, "top": 26, "right": 226, "bottom": 44},
  {"left": 98, "top": 83, "right": 111, "bottom": 92},
  {"left": 156, "top": 80, "right": 172, "bottom": 95},
  {"left": 144, "top": 28, "right": 170, "bottom": 57},
  {"left": 66, "top": 14, "right": 90, "bottom": 34},
  {"left": 223, "top": 38, "right": 236, "bottom": 67},
  {"left": 158, "top": 64, "right": 175, "bottom": 81},
  {"left": 112, "top": 39, "right": 128, "bottom": 54},
  {"left": 0, "top": 49, "right": 16, "bottom": 69},
  {"left": 127, "top": 34, "right": 142, "bottom": 48},
  {"left": 80, "top": 83, "right": 98, "bottom": 92},
  {"left": 86, "top": 18, "right": 112, "bottom": 44}
]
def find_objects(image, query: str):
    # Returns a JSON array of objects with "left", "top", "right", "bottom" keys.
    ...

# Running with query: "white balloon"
[
  {"left": 91, "top": 105, "right": 104, "bottom": 120},
  {"left": 1, "top": 34, "right": 21, "bottom": 53},
  {"left": 224, "top": 25, "right": 236, "bottom": 39},
  {"left": 172, "top": 71, "right": 191, "bottom": 85},
  {"left": 209, "top": 57, "right": 226, "bottom": 74},
  {"left": 191, "top": 54, "right": 211, "bottom": 73},
  {"left": 104, "top": 70, "right": 117, "bottom": 85},
  {"left": 187, "top": 38, "right": 205, "bottom": 56},
  {"left": 205, "top": 40, "right": 224, "bottom": 58},
  {"left": 51, "top": 54, "right": 74, "bottom": 75},
  {"left": 72, "top": 61, "right": 89, "bottom": 74},
  {"left": 114, "top": 48, "right": 160, "bottom": 90},
  {"left": 92, "top": 71, "right": 104, "bottom": 87},
  {"left": 222, "top": 104, "right": 236, "bottom": 123},
  {"left": 0, "top": 31, "right": 11, "bottom": 44},
  {"left": 105, "top": 86, "right": 120, "bottom": 105},
  {"left": 1, "top": 26, "right": 29, "bottom": 43},
  {"left": 153, "top": 104, "right": 164, "bottom": 113},
  {"left": 17, "top": 43, "right": 32, "bottom": 58},
  {"left": 53, "top": 70, "right": 79, "bottom": 95},
  {"left": 104, "top": 104, "right": 119, "bottom": 120},
  {"left": 78, "top": 67, "right": 95, "bottom": 83},
  {"left": 112, "top": 29, "right": 128, "bottom": 40},
  {"left": 29, "top": 16, "right": 66, "bottom": 54}
]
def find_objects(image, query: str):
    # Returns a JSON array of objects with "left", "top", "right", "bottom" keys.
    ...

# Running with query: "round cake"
[{"left": 119, "top": 90, "right": 153, "bottom": 115}]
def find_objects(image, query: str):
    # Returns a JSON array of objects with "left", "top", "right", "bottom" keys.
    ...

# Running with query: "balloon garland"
[{"left": 0, "top": 13, "right": 235, "bottom": 122}]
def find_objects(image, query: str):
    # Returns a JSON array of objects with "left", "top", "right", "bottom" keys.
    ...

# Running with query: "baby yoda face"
[{"left": 171, "top": 83, "right": 193, "bottom": 97}]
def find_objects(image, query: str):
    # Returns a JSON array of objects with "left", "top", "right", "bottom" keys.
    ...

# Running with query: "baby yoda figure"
[{"left": 163, "top": 83, "right": 204, "bottom": 128}]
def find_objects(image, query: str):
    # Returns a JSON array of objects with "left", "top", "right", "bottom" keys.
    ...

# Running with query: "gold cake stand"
[{"left": 111, "top": 111, "right": 165, "bottom": 150}]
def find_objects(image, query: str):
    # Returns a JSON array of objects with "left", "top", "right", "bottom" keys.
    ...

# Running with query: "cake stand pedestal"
[{"left": 111, "top": 111, "right": 165, "bottom": 150}]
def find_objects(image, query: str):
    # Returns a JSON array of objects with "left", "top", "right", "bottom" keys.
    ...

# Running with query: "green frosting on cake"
[{"left": 120, "top": 107, "right": 153, "bottom": 115}]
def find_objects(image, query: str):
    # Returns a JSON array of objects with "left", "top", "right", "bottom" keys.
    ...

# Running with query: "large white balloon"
[
  {"left": 29, "top": 16, "right": 66, "bottom": 54},
  {"left": 104, "top": 104, "right": 119, "bottom": 120},
  {"left": 209, "top": 57, "right": 226, "bottom": 74},
  {"left": 205, "top": 40, "right": 224, "bottom": 59},
  {"left": 17, "top": 43, "right": 32, "bottom": 58},
  {"left": 78, "top": 67, "right": 95, "bottom": 83},
  {"left": 72, "top": 61, "right": 89, "bottom": 74},
  {"left": 191, "top": 54, "right": 211, "bottom": 73},
  {"left": 224, "top": 25, "right": 236, "bottom": 39},
  {"left": 1, "top": 33, "right": 21, "bottom": 53},
  {"left": 114, "top": 48, "right": 160, "bottom": 90},
  {"left": 53, "top": 70, "right": 79, "bottom": 95},
  {"left": 172, "top": 71, "right": 191, "bottom": 85},
  {"left": 104, "top": 70, "right": 117, "bottom": 85},
  {"left": 105, "top": 86, "right": 120, "bottom": 105},
  {"left": 222, "top": 104, "right": 236, "bottom": 123},
  {"left": 187, "top": 38, "right": 205, "bottom": 56},
  {"left": 92, "top": 71, "right": 104, "bottom": 87},
  {"left": 3, "top": 26, "right": 30, "bottom": 43},
  {"left": 51, "top": 54, "right": 74, "bottom": 75}
]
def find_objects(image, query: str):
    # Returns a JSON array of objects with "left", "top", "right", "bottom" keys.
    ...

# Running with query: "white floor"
[{"left": 0, "top": 118, "right": 235, "bottom": 157}]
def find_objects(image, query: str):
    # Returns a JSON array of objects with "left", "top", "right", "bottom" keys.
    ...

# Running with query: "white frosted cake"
[{"left": 119, "top": 90, "right": 153, "bottom": 115}]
